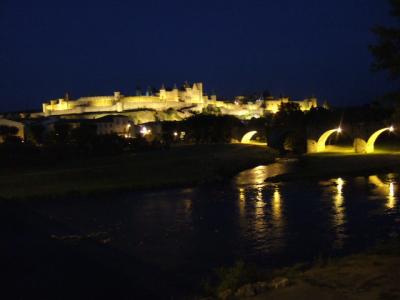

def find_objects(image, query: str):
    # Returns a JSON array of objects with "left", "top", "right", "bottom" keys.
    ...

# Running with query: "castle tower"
[
  {"left": 159, "top": 84, "right": 167, "bottom": 100},
  {"left": 191, "top": 82, "right": 204, "bottom": 103},
  {"left": 146, "top": 86, "right": 152, "bottom": 96},
  {"left": 195, "top": 82, "right": 203, "bottom": 93},
  {"left": 114, "top": 91, "right": 121, "bottom": 100},
  {"left": 170, "top": 84, "right": 179, "bottom": 101},
  {"left": 210, "top": 89, "right": 217, "bottom": 101}
]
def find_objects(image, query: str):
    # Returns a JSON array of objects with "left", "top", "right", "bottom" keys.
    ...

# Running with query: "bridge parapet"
[
  {"left": 307, "top": 139, "right": 318, "bottom": 153},
  {"left": 354, "top": 138, "right": 367, "bottom": 153}
]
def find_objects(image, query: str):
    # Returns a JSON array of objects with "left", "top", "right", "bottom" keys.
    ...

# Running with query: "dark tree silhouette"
[
  {"left": 0, "top": 125, "right": 19, "bottom": 137},
  {"left": 273, "top": 102, "right": 304, "bottom": 127},
  {"left": 27, "top": 123, "right": 45, "bottom": 145},
  {"left": 184, "top": 114, "right": 242, "bottom": 144},
  {"left": 370, "top": 0, "right": 400, "bottom": 79},
  {"left": 53, "top": 122, "right": 72, "bottom": 144},
  {"left": 70, "top": 123, "right": 97, "bottom": 145}
]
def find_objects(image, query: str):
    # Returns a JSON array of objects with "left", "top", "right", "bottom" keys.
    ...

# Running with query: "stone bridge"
[
  {"left": 239, "top": 123, "right": 396, "bottom": 154},
  {"left": 306, "top": 125, "right": 395, "bottom": 154}
]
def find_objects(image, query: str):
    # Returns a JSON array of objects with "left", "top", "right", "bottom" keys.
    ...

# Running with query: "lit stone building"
[
  {"left": 0, "top": 118, "right": 25, "bottom": 142},
  {"left": 95, "top": 115, "right": 134, "bottom": 137},
  {"left": 42, "top": 82, "right": 318, "bottom": 121}
]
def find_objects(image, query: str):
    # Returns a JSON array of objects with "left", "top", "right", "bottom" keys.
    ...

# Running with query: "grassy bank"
[
  {"left": 205, "top": 241, "right": 400, "bottom": 299},
  {"left": 0, "top": 144, "right": 274, "bottom": 199},
  {"left": 254, "top": 241, "right": 400, "bottom": 300},
  {"left": 268, "top": 152, "right": 400, "bottom": 182}
]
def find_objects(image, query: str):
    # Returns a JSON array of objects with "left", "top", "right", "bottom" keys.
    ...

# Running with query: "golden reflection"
[
  {"left": 235, "top": 166, "right": 269, "bottom": 185},
  {"left": 238, "top": 187, "right": 246, "bottom": 217},
  {"left": 330, "top": 177, "right": 346, "bottom": 249},
  {"left": 256, "top": 187, "right": 264, "bottom": 204},
  {"left": 271, "top": 185, "right": 285, "bottom": 249},
  {"left": 369, "top": 175, "right": 397, "bottom": 209},
  {"left": 272, "top": 186, "right": 282, "bottom": 224},
  {"left": 254, "top": 187, "right": 267, "bottom": 240},
  {"left": 255, "top": 187, "right": 266, "bottom": 218},
  {"left": 235, "top": 163, "right": 291, "bottom": 186},
  {"left": 387, "top": 182, "right": 396, "bottom": 209},
  {"left": 334, "top": 178, "right": 345, "bottom": 227},
  {"left": 239, "top": 184, "right": 286, "bottom": 252},
  {"left": 239, "top": 187, "right": 245, "bottom": 202},
  {"left": 369, "top": 175, "right": 385, "bottom": 188}
]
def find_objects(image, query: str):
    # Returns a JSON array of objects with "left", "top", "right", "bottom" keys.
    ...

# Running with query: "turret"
[
  {"left": 159, "top": 84, "right": 167, "bottom": 100},
  {"left": 210, "top": 90, "right": 217, "bottom": 101},
  {"left": 146, "top": 86, "right": 152, "bottom": 96},
  {"left": 114, "top": 91, "right": 121, "bottom": 100},
  {"left": 195, "top": 82, "right": 203, "bottom": 93}
]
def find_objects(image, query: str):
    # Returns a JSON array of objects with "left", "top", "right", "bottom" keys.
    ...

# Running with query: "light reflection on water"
[
  {"left": 238, "top": 187, "right": 246, "bottom": 219},
  {"left": 368, "top": 174, "right": 398, "bottom": 209},
  {"left": 235, "top": 163, "right": 286, "bottom": 253},
  {"left": 235, "top": 165, "right": 399, "bottom": 254},
  {"left": 388, "top": 182, "right": 396, "bottom": 209},
  {"left": 331, "top": 178, "right": 346, "bottom": 248},
  {"left": 33, "top": 163, "right": 400, "bottom": 294},
  {"left": 318, "top": 177, "right": 348, "bottom": 248},
  {"left": 272, "top": 186, "right": 282, "bottom": 227},
  {"left": 254, "top": 186, "right": 267, "bottom": 245},
  {"left": 239, "top": 185, "right": 285, "bottom": 253},
  {"left": 335, "top": 178, "right": 345, "bottom": 227},
  {"left": 235, "top": 162, "right": 294, "bottom": 186}
]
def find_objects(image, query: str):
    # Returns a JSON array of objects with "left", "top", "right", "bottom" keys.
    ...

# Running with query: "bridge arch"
[
  {"left": 365, "top": 126, "right": 394, "bottom": 153},
  {"left": 241, "top": 131, "right": 258, "bottom": 143},
  {"left": 316, "top": 128, "right": 341, "bottom": 152}
]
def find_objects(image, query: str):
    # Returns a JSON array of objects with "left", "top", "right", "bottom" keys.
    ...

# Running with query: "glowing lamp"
[
  {"left": 140, "top": 126, "right": 151, "bottom": 136},
  {"left": 337, "top": 127, "right": 342, "bottom": 133},
  {"left": 389, "top": 126, "right": 394, "bottom": 132}
]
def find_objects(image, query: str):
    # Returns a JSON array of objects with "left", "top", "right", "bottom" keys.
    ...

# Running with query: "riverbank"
[
  {"left": 214, "top": 241, "right": 400, "bottom": 300},
  {"left": 267, "top": 152, "right": 400, "bottom": 182},
  {"left": 0, "top": 144, "right": 275, "bottom": 199}
]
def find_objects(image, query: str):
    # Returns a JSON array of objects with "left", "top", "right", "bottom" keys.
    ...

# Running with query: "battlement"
[{"left": 42, "top": 82, "right": 318, "bottom": 119}]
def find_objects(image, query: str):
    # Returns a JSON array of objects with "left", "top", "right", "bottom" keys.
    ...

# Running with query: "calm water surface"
[{"left": 34, "top": 162, "right": 400, "bottom": 293}]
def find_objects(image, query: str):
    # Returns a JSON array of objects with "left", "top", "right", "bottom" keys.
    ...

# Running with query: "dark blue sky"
[{"left": 0, "top": 0, "right": 396, "bottom": 111}]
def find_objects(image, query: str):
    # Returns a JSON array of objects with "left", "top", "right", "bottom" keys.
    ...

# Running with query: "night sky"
[{"left": 0, "top": 0, "right": 396, "bottom": 112}]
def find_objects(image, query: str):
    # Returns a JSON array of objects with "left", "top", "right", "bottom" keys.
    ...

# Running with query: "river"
[{"left": 27, "top": 161, "right": 400, "bottom": 297}]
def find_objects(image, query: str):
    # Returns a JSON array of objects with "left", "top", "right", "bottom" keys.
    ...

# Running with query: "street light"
[{"left": 140, "top": 126, "right": 151, "bottom": 136}]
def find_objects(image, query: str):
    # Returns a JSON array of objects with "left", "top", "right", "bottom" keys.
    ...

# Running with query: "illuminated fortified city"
[{"left": 42, "top": 82, "right": 318, "bottom": 123}]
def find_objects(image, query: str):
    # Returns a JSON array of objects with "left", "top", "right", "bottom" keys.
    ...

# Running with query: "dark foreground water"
[{"left": 5, "top": 162, "right": 400, "bottom": 298}]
